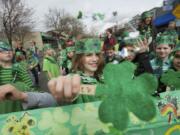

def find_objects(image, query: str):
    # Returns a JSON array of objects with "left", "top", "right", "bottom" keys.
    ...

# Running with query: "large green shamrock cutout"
[
  {"left": 96, "top": 61, "right": 158, "bottom": 131},
  {"left": 161, "top": 69, "right": 180, "bottom": 90}
]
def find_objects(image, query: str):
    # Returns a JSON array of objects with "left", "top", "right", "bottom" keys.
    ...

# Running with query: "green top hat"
[
  {"left": 75, "top": 38, "right": 101, "bottom": 54},
  {"left": 155, "top": 35, "right": 175, "bottom": 46},
  {"left": 0, "top": 41, "right": 12, "bottom": 51},
  {"left": 141, "top": 11, "right": 153, "bottom": 20},
  {"left": 43, "top": 43, "right": 53, "bottom": 52}
]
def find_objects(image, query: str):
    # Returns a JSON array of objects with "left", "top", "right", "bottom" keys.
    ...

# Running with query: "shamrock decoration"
[
  {"left": 96, "top": 61, "right": 158, "bottom": 131},
  {"left": 77, "top": 11, "right": 83, "bottom": 19},
  {"left": 2, "top": 113, "right": 36, "bottom": 135},
  {"left": 38, "top": 108, "right": 70, "bottom": 135},
  {"left": 71, "top": 103, "right": 109, "bottom": 135},
  {"left": 161, "top": 69, "right": 180, "bottom": 90}
]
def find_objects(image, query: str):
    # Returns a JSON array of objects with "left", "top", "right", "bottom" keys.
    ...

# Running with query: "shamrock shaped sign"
[
  {"left": 161, "top": 69, "right": 180, "bottom": 90},
  {"left": 96, "top": 61, "right": 158, "bottom": 131}
]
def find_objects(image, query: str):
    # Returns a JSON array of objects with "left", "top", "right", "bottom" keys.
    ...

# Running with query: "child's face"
[
  {"left": 0, "top": 50, "right": 13, "bottom": 62},
  {"left": 173, "top": 51, "right": 180, "bottom": 71},
  {"left": 67, "top": 51, "right": 74, "bottom": 59},
  {"left": 106, "top": 49, "right": 115, "bottom": 58},
  {"left": 155, "top": 44, "right": 172, "bottom": 60},
  {"left": 46, "top": 49, "right": 54, "bottom": 56},
  {"left": 82, "top": 53, "right": 99, "bottom": 75},
  {"left": 145, "top": 17, "right": 152, "bottom": 25},
  {"left": 124, "top": 46, "right": 136, "bottom": 61}
]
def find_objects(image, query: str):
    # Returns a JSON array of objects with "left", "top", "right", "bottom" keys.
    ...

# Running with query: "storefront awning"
[{"left": 153, "top": 12, "right": 176, "bottom": 27}]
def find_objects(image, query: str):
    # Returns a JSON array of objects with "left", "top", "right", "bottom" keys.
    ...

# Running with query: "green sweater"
[{"left": 0, "top": 63, "right": 33, "bottom": 114}]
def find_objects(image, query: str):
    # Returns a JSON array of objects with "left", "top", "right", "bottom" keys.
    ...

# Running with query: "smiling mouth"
[{"left": 89, "top": 63, "right": 97, "bottom": 67}]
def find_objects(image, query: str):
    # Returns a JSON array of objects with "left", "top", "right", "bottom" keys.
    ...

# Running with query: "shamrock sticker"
[
  {"left": 1, "top": 113, "right": 36, "bottom": 135},
  {"left": 96, "top": 61, "right": 158, "bottom": 131},
  {"left": 71, "top": 103, "right": 110, "bottom": 135},
  {"left": 161, "top": 69, "right": 180, "bottom": 90},
  {"left": 38, "top": 108, "right": 70, "bottom": 135}
]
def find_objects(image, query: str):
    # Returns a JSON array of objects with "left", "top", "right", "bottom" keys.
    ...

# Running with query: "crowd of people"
[{"left": 0, "top": 11, "right": 180, "bottom": 114}]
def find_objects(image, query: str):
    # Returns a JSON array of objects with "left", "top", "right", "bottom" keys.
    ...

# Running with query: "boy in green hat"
[
  {"left": 119, "top": 35, "right": 153, "bottom": 75},
  {"left": 61, "top": 39, "right": 75, "bottom": 74},
  {"left": 150, "top": 35, "right": 174, "bottom": 78},
  {"left": 15, "top": 51, "right": 28, "bottom": 69},
  {"left": 42, "top": 44, "right": 61, "bottom": 80},
  {"left": 150, "top": 35, "right": 174, "bottom": 93},
  {"left": 0, "top": 41, "right": 33, "bottom": 114}
]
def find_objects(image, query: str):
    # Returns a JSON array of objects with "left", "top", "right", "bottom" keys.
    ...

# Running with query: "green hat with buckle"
[
  {"left": 75, "top": 38, "right": 101, "bottom": 54},
  {"left": 43, "top": 43, "right": 53, "bottom": 52},
  {"left": 141, "top": 11, "right": 153, "bottom": 20},
  {"left": 0, "top": 41, "right": 12, "bottom": 51},
  {"left": 155, "top": 35, "right": 174, "bottom": 46}
]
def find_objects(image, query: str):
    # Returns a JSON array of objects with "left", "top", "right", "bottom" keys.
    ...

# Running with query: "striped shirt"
[
  {"left": 150, "top": 58, "right": 172, "bottom": 78},
  {"left": 0, "top": 63, "right": 33, "bottom": 114}
]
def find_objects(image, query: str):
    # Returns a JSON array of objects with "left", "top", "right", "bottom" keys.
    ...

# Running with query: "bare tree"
[
  {"left": 44, "top": 8, "right": 85, "bottom": 37},
  {"left": 0, "top": 0, "right": 34, "bottom": 45}
]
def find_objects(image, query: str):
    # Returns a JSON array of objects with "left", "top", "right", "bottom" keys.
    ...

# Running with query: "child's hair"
[{"left": 106, "top": 46, "right": 115, "bottom": 51}]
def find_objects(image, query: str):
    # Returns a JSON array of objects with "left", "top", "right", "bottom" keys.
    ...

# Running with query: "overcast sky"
[{"left": 26, "top": 0, "right": 164, "bottom": 33}]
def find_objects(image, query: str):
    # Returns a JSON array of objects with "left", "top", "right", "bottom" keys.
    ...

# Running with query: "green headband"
[
  {"left": 75, "top": 38, "right": 101, "bottom": 54},
  {"left": 0, "top": 41, "right": 12, "bottom": 51}
]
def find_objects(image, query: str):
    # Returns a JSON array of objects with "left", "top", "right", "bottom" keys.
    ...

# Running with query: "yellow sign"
[{"left": 173, "top": 4, "right": 180, "bottom": 19}]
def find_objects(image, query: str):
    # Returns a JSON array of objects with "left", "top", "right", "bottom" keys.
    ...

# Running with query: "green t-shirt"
[
  {"left": 0, "top": 63, "right": 33, "bottom": 114},
  {"left": 43, "top": 56, "right": 61, "bottom": 79}
]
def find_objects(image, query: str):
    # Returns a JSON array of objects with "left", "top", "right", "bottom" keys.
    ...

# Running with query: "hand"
[
  {"left": 134, "top": 38, "right": 149, "bottom": 53},
  {"left": 48, "top": 74, "right": 81, "bottom": 103},
  {"left": 0, "top": 84, "right": 27, "bottom": 101}
]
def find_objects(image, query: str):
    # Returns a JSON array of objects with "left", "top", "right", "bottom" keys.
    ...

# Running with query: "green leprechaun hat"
[
  {"left": 141, "top": 11, "right": 153, "bottom": 20},
  {"left": 155, "top": 35, "right": 175, "bottom": 46},
  {"left": 0, "top": 41, "right": 12, "bottom": 51},
  {"left": 75, "top": 38, "right": 101, "bottom": 54}
]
